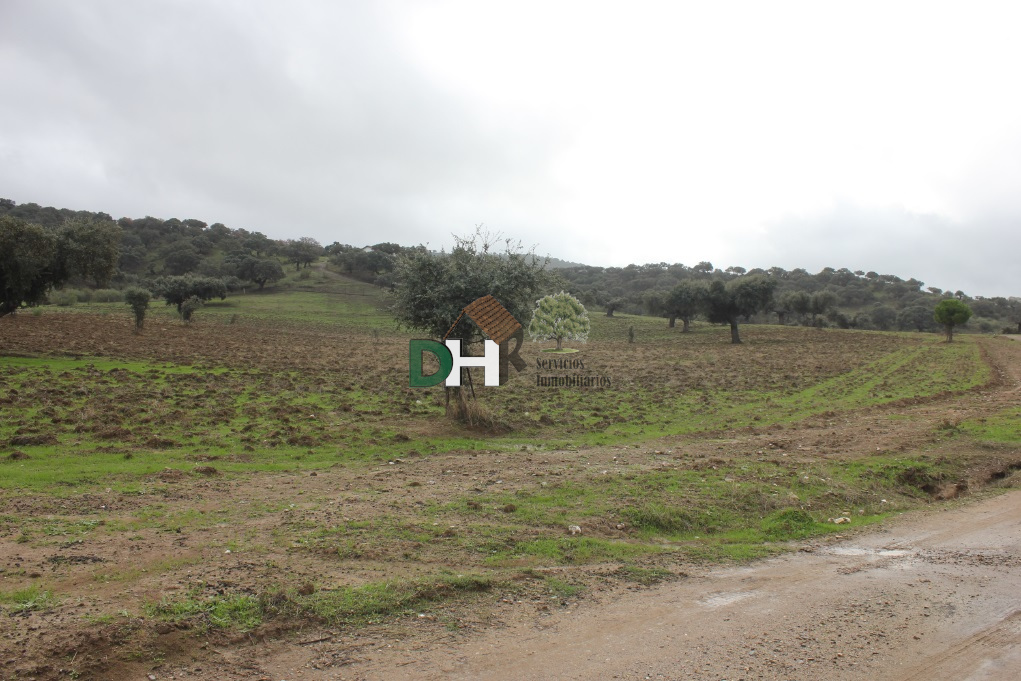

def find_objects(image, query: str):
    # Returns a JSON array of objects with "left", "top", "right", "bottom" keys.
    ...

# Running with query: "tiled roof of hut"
[{"left": 460, "top": 295, "right": 521, "bottom": 345}]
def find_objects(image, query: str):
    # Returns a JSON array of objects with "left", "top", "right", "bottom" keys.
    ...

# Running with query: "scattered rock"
[{"left": 193, "top": 465, "right": 219, "bottom": 476}]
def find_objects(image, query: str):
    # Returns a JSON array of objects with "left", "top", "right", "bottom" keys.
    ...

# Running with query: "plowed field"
[{"left": 2, "top": 304, "right": 1019, "bottom": 680}]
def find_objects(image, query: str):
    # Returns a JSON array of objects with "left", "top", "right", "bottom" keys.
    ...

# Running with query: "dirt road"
[{"left": 260, "top": 489, "right": 1021, "bottom": 680}]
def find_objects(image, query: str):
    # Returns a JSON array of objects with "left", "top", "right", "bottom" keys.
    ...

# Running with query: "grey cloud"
[
  {"left": 755, "top": 202, "right": 1019, "bottom": 297},
  {"left": 0, "top": 1, "right": 566, "bottom": 246}
]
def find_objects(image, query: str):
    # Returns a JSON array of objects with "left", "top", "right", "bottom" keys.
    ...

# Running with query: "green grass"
[
  {"left": 145, "top": 572, "right": 494, "bottom": 632},
  {"left": 0, "top": 584, "right": 55, "bottom": 614},
  {"left": 4, "top": 299, "right": 991, "bottom": 494},
  {"left": 49, "top": 263, "right": 394, "bottom": 330},
  {"left": 144, "top": 591, "right": 263, "bottom": 630},
  {"left": 0, "top": 352, "right": 492, "bottom": 490},
  {"left": 960, "top": 406, "right": 1021, "bottom": 443},
  {"left": 487, "top": 536, "right": 659, "bottom": 566},
  {"left": 495, "top": 330, "right": 990, "bottom": 448},
  {"left": 418, "top": 453, "right": 962, "bottom": 571},
  {"left": 615, "top": 565, "right": 676, "bottom": 585},
  {"left": 542, "top": 576, "right": 584, "bottom": 599}
]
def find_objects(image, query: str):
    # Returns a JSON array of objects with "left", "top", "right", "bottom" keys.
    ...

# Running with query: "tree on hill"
[
  {"left": 666, "top": 280, "right": 707, "bottom": 332},
  {"left": 162, "top": 241, "right": 201, "bottom": 275},
  {"left": 151, "top": 275, "right": 228, "bottom": 315},
  {"left": 1, "top": 214, "right": 121, "bottom": 317},
  {"left": 285, "top": 237, "right": 323, "bottom": 270},
  {"left": 703, "top": 275, "right": 777, "bottom": 344},
  {"left": 808, "top": 290, "right": 838, "bottom": 326},
  {"left": 242, "top": 232, "right": 274, "bottom": 257},
  {"left": 934, "top": 299, "right": 972, "bottom": 342},
  {"left": 898, "top": 305, "right": 936, "bottom": 332},
  {"left": 328, "top": 243, "right": 408, "bottom": 285},
  {"left": 1006, "top": 298, "right": 1021, "bottom": 334},
  {"left": 604, "top": 297, "right": 627, "bottom": 317},
  {"left": 528, "top": 291, "right": 590, "bottom": 350},
  {"left": 1, "top": 216, "right": 58, "bottom": 317},
  {"left": 231, "top": 255, "right": 284, "bottom": 290},
  {"left": 773, "top": 290, "right": 808, "bottom": 325},
  {"left": 57, "top": 215, "right": 122, "bottom": 287}
]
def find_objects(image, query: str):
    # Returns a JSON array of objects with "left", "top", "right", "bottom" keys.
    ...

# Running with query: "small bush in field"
[
  {"left": 93, "top": 289, "right": 123, "bottom": 303},
  {"left": 124, "top": 287, "right": 151, "bottom": 332},
  {"left": 51, "top": 290, "right": 78, "bottom": 307}
]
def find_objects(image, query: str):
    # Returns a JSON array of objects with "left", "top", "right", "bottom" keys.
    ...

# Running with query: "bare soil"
[{"left": 1, "top": 316, "right": 1020, "bottom": 680}]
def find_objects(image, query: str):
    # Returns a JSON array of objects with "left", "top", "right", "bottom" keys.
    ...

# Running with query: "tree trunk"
[
  {"left": 445, "top": 385, "right": 469, "bottom": 420},
  {"left": 777, "top": 311, "right": 786, "bottom": 325},
  {"left": 946, "top": 324, "right": 954, "bottom": 343},
  {"left": 555, "top": 336, "right": 563, "bottom": 350},
  {"left": 668, "top": 316, "right": 676, "bottom": 328},
  {"left": 730, "top": 321, "right": 741, "bottom": 344},
  {"left": 681, "top": 317, "right": 690, "bottom": 333}
]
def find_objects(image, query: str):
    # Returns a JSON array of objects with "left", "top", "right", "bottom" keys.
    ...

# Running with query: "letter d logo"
[{"left": 409, "top": 340, "right": 453, "bottom": 387}]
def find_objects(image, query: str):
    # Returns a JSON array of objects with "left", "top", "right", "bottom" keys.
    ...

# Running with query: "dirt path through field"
[{"left": 261, "top": 489, "right": 1021, "bottom": 681}]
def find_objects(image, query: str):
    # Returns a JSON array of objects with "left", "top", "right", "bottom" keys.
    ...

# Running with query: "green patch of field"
[
  {"left": 387, "top": 452, "right": 961, "bottom": 575},
  {"left": 0, "top": 584, "right": 55, "bottom": 614},
  {"left": 49, "top": 265, "right": 394, "bottom": 331},
  {"left": 4, "top": 294, "right": 991, "bottom": 492},
  {"left": 0, "top": 353, "right": 489, "bottom": 490},
  {"left": 145, "top": 572, "right": 493, "bottom": 632},
  {"left": 959, "top": 406, "right": 1021, "bottom": 443},
  {"left": 487, "top": 536, "right": 659, "bottom": 566},
  {"left": 509, "top": 334, "right": 990, "bottom": 447}
]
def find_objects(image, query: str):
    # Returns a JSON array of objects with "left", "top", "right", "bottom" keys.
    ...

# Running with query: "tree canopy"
[
  {"left": 285, "top": 237, "right": 323, "bottom": 270},
  {"left": 666, "top": 280, "right": 707, "bottom": 332},
  {"left": 703, "top": 275, "right": 777, "bottom": 343},
  {"left": 933, "top": 299, "right": 972, "bottom": 342},
  {"left": 389, "top": 228, "right": 559, "bottom": 345},
  {"left": 151, "top": 275, "right": 228, "bottom": 314},
  {"left": 528, "top": 291, "right": 590, "bottom": 350},
  {"left": 230, "top": 255, "right": 285, "bottom": 290},
  {"left": 0, "top": 214, "right": 121, "bottom": 317}
]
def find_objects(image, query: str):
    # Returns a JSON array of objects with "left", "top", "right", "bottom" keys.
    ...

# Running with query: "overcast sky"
[{"left": 2, "top": 1, "right": 1019, "bottom": 297}]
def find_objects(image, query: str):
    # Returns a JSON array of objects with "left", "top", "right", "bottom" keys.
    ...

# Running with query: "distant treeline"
[
  {"left": 2, "top": 198, "right": 1018, "bottom": 333},
  {"left": 555, "top": 262, "right": 1020, "bottom": 333}
]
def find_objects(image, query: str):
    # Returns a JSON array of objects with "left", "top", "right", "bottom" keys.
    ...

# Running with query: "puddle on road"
[
  {"left": 825, "top": 547, "right": 914, "bottom": 557},
  {"left": 699, "top": 591, "right": 757, "bottom": 608}
]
